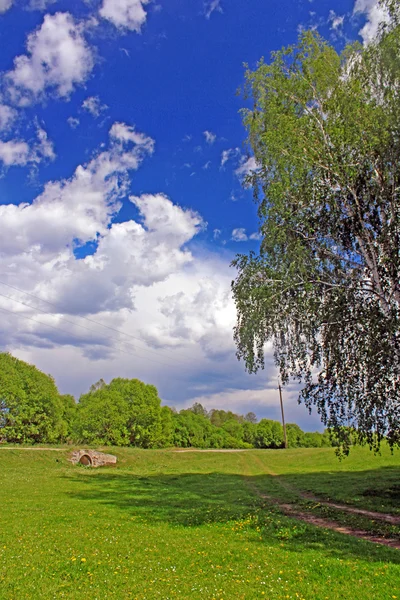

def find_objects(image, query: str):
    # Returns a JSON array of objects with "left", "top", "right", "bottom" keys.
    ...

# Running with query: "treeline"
[{"left": 0, "top": 353, "right": 334, "bottom": 449}]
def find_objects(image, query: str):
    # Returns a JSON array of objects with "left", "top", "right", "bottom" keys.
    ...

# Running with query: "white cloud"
[
  {"left": 6, "top": 12, "right": 94, "bottom": 105},
  {"left": 0, "top": 140, "right": 30, "bottom": 166},
  {"left": 82, "top": 96, "right": 108, "bottom": 118},
  {"left": 0, "top": 125, "right": 55, "bottom": 168},
  {"left": 33, "top": 125, "right": 55, "bottom": 162},
  {"left": 328, "top": 10, "right": 345, "bottom": 30},
  {"left": 67, "top": 116, "right": 80, "bottom": 129},
  {"left": 0, "top": 0, "right": 13, "bottom": 14},
  {"left": 213, "top": 228, "right": 221, "bottom": 239},
  {"left": 0, "top": 122, "right": 154, "bottom": 257},
  {"left": 203, "top": 161, "right": 211, "bottom": 170},
  {"left": 353, "top": 0, "right": 390, "bottom": 44},
  {"left": 99, "top": 0, "right": 149, "bottom": 32},
  {"left": 203, "top": 130, "right": 216, "bottom": 144},
  {"left": 0, "top": 124, "right": 207, "bottom": 322},
  {"left": 28, "top": 0, "right": 57, "bottom": 10},
  {"left": 140, "top": 274, "right": 235, "bottom": 357},
  {"left": 249, "top": 232, "right": 262, "bottom": 241},
  {"left": 221, "top": 147, "right": 239, "bottom": 168},
  {"left": 204, "top": 0, "right": 223, "bottom": 19},
  {"left": 231, "top": 228, "right": 248, "bottom": 242},
  {"left": 0, "top": 104, "right": 17, "bottom": 131},
  {"left": 110, "top": 121, "right": 154, "bottom": 152},
  {"left": 235, "top": 156, "right": 258, "bottom": 178}
]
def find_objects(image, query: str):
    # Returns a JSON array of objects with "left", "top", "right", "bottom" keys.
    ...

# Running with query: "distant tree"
[
  {"left": 107, "top": 379, "right": 162, "bottom": 448},
  {"left": 209, "top": 409, "right": 243, "bottom": 427},
  {"left": 75, "top": 377, "right": 163, "bottom": 447},
  {"left": 59, "top": 394, "right": 77, "bottom": 440},
  {"left": 286, "top": 423, "right": 305, "bottom": 448},
  {"left": 233, "top": 21, "right": 400, "bottom": 453},
  {"left": 254, "top": 419, "right": 283, "bottom": 449},
  {"left": 244, "top": 411, "right": 258, "bottom": 424},
  {"left": 89, "top": 379, "right": 106, "bottom": 393},
  {"left": 242, "top": 421, "right": 257, "bottom": 445},
  {"left": 222, "top": 419, "right": 244, "bottom": 442},
  {"left": 303, "top": 432, "right": 323, "bottom": 449},
  {"left": 0, "top": 353, "right": 66, "bottom": 444},
  {"left": 173, "top": 410, "right": 211, "bottom": 448},
  {"left": 189, "top": 402, "right": 209, "bottom": 418},
  {"left": 74, "top": 387, "right": 130, "bottom": 446},
  {"left": 159, "top": 406, "right": 174, "bottom": 448}
]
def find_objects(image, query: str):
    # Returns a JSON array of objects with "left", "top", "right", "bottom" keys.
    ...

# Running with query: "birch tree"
[{"left": 232, "top": 15, "right": 400, "bottom": 452}]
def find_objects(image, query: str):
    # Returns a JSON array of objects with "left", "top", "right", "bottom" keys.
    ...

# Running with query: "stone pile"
[{"left": 70, "top": 449, "right": 117, "bottom": 467}]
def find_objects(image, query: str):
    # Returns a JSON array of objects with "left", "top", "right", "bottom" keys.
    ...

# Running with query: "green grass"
[{"left": 0, "top": 446, "right": 399, "bottom": 599}]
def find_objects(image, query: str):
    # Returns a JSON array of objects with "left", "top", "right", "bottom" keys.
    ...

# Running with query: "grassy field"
[{"left": 0, "top": 446, "right": 399, "bottom": 600}]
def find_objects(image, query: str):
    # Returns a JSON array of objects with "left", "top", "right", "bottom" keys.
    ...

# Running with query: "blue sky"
[{"left": 0, "top": 0, "right": 382, "bottom": 429}]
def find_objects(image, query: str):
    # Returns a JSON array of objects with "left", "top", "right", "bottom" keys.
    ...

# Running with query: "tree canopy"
[
  {"left": 0, "top": 353, "right": 69, "bottom": 443},
  {"left": 232, "top": 18, "right": 400, "bottom": 452},
  {"left": 0, "top": 353, "right": 333, "bottom": 450}
]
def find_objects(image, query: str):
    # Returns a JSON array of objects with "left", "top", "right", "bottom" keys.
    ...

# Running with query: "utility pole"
[{"left": 278, "top": 379, "right": 288, "bottom": 449}]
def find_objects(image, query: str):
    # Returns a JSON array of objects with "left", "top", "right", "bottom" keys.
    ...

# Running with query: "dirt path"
[
  {"left": 172, "top": 448, "right": 248, "bottom": 453},
  {"left": 299, "top": 493, "right": 400, "bottom": 525},
  {"left": 0, "top": 447, "right": 65, "bottom": 451},
  {"left": 275, "top": 502, "right": 400, "bottom": 550},
  {"left": 241, "top": 452, "right": 400, "bottom": 550}
]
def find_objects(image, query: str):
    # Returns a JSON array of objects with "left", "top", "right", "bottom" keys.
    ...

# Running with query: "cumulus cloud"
[
  {"left": 82, "top": 96, "right": 108, "bottom": 118},
  {"left": 0, "top": 122, "right": 154, "bottom": 258},
  {"left": 0, "top": 140, "right": 30, "bottom": 166},
  {"left": 203, "top": 130, "right": 216, "bottom": 144},
  {"left": 140, "top": 275, "right": 235, "bottom": 357},
  {"left": 0, "top": 122, "right": 207, "bottom": 323},
  {"left": 235, "top": 156, "right": 259, "bottom": 178},
  {"left": 204, "top": 0, "right": 223, "bottom": 19},
  {"left": 328, "top": 10, "right": 345, "bottom": 30},
  {"left": 33, "top": 125, "right": 56, "bottom": 162},
  {"left": 110, "top": 121, "right": 154, "bottom": 152},
  {"left": 0, "top": 0, "right": 13, "bottom": 14},
  {"left": 0, "top": 125, "right": 55, "bottom": 168},
  {"left": 0, "top": 104, "right": 17, "bottom": 131},
  {"left": 5, "top": 12, "right": 94, "bottom": 105},
  {"left": 67, "top": 116, "right": 80, "bottom": 129},
  {"left": 353, "top": 0, "right": 390, "bottom": 43},
  {"left": 231, "top": 228, "right": 248, "bottom": 242},
  {"left": 99, "top": 0, "right": 149, "bottom": 32},
  {"left": 231, "top": 228, "right": 261, "bottom": 242}
]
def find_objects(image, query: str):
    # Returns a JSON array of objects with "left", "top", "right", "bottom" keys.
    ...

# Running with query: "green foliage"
[
  {"left": 75, "top": 378, "right": 162, "bottom": 448},
  {"left": 254, "top": 419, "right": 284, "bottom": 449},
  {"left": 0, "top": 353, "right": 336, "bottom": 450},
  {"left": 159, "top": 405, "right": 174, "bottom": 448},
  {"left": 73, "top": 387, "right": 130, "bottom": 446},
  {"left": 59, "top": 394, "right": 77, "bottom": 441},
  {"left": 0, "top": 353, "right": 67, "bottom": 444},
  {"left": 286, "top": 423, "right": 305, "bottom": 448},
  {"left": 233, "top": 25, "right": 400, "bottom": 453},
  {"left": 108, "top": 378, "right": 162, "bottom": 448}
]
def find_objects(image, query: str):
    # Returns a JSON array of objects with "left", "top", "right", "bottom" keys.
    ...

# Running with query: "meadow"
[{"left": 0, "top": 446, "right": 399, "bottom": 600}]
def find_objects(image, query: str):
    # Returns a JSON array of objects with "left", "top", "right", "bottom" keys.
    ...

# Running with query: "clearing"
[{"left": 0, "top": 445, "right": 399, "bottom": 599}]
